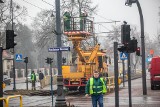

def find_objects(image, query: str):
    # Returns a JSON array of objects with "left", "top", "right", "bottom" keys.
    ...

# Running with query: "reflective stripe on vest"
[{"left": 89, "top": 77, "right": 107, "bottom": 94}]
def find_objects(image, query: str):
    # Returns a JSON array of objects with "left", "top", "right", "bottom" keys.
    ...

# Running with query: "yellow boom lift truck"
[{"left": 62, "top": 15, "right": 108, "bottom": 92}]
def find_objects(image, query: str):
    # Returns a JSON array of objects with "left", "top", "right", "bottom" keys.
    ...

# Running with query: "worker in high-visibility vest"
[
  {"left": 85, "top": 71, "right": 107, "bottom": 107},
  {"left": 31, "top": 71, "right": 36, "bottom": 90},
  {"left": 63, "top": 11, "right": 71, "bottom": 31}
]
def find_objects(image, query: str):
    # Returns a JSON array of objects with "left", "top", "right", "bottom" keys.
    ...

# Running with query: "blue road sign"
[
  {"left": 15, "top": 54, "right": 22, "bottom": 62},
  {"left": 48, "top": 47, "right": 70, "bottom": 52},
  {"left": 120, "top": 52, "right": 128, "bottom": 60}
]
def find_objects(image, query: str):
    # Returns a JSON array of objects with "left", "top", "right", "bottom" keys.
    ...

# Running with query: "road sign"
[
  {"left": 120, "top": 52, "right": 128, "bottom": 60},
  {"left": 15, "top": 54, "right": 22, "bottom": 62},
  {"left": 48, "top": 47, "right": 70, "bottom": 52}
]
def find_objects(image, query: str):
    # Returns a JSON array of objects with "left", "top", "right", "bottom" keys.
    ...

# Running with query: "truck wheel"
[{"left": 151, "top": 84, "right": 154, "bottom": 90}]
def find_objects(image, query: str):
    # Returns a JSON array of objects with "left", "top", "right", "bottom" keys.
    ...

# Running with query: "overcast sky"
[{"left": 15, "top": 0, "right": 160, "bottom": 38}]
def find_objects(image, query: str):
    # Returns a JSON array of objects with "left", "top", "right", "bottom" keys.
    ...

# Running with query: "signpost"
[{"left": 120, "top": 52, "right": 128, "bottom": 88}]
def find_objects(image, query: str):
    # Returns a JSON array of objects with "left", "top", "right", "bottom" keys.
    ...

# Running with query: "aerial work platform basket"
[{"left": 63, "top": 16, "right": 93, "bottom": 41}]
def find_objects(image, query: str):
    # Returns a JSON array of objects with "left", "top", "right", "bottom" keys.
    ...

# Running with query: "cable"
[
  {"left": 22, "top": 0, "right": 44, "bottom": 10},
  {"left": 41, "top": 0, "right": 54, "bottom": 7}
]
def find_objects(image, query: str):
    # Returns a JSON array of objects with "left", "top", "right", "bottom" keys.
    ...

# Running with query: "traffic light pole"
[
  {"left": 122, "top": 60, "right": 125, "bottom": 87},
  {"left": 0, "top": 47, "right": 3, "bottom": 107},
  {"left": 114, "top": 42, "right": 119, "bottom": 107},
  {"left": 25, "top": 62, "right": 28, "bottom": 90},
  {"left": 11, "top": 0, "right": 16, "bottom": 91},
  {"left": 128, "top": 53, "right": 132, "bottom": 107},
  {"left": 50, "top": 62, "right": 53, "bottom": 107},
  {"left": 55, "top": 0, "right": 67, "bottom": 106}
]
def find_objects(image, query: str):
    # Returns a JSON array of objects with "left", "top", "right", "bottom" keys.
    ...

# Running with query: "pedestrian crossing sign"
[
  {"left": 15, "top": 54, "right": 22, "bottom": 62},
  {"left": 120, "top": 52, "right": 128, "bottom": 60}
]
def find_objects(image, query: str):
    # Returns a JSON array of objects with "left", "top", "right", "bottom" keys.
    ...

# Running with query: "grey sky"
[{"left": 15, "top": 0, "right": 160, "bottom": 37}]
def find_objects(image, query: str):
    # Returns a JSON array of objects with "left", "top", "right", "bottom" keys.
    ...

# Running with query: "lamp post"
[
  {"left": 55, "top": 0, "right": 67, "bottom": 106},
  {"left": 125, "top": 0, "right": 147, "bottom": 95}
]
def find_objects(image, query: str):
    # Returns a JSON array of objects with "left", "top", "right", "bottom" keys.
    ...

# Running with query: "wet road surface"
[{"left": 4, "top": 77, "right": 160, "bottom": 107}]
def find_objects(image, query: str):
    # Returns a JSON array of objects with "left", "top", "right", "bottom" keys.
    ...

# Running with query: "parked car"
[
  {"left": 3, "top": 74, "right": 11, "bottom": 85},
  {"left": 27, "top": 73, "right": 39, "bottom": 82}
]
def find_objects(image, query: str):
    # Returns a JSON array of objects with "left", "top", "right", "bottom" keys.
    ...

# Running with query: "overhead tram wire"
[
  {"left": 93, "top": 12, "right": 121, "bottom": 24},
  {"left": 22, "top": 0, "right": 44, "bottom": 10},
  {"left": 41, "top": 0, "right": 54, "bottom": 7}
]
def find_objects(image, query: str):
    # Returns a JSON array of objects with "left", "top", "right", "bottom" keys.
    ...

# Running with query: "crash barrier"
[
  {"left": 5, "top": 95, "right": 22, "bottom": 107},
  {"left": 44, "top": 75, "right": 57, "bottom": 86}
]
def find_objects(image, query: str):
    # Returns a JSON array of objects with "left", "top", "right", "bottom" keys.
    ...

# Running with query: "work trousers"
[
  {"left": 91, "top": 94, "right": 103, "bottom": 107},
  {"left": 32, "top": 81, "right": 36, "bottom": 90}
]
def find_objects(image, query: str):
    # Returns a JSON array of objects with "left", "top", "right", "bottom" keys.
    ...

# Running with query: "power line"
[{"left": 22, "top": 0, "right": 44, "bottom": 10}]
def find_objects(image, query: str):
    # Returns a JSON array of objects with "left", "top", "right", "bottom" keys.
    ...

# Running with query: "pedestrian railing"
[
  {"left": 0, "top": 97, "right": 7, "bottom": 106},
  {"left": 106, "top": 76, "right": 123, "bottom": 92},
  {"left": 5, "top": 95, "right": 23, "bottom": 107},
  {"left": 106, "top": 76, "right": 115, "bottom": 92}
]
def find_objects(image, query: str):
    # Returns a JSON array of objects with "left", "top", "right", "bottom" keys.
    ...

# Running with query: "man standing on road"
[
  {"left": 85, "top": 71, "right": 107, "bottom": 107},
  {"left": 39, "top": 71, "right": 44, "bottom": 89},
  {"left": 31, "top": 71, "right": 36, "bottom": 90}
]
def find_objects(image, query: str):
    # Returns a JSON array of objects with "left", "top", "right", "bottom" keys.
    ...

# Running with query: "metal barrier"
[
  {"left": 0, "top": 97, "right": 7, "bottom": 106},
  {"left": 6, "top": 95, "right": 22, "bottom": 107},
  {"left": 106, "top": 76, "right": 115, "bottom": 92}
]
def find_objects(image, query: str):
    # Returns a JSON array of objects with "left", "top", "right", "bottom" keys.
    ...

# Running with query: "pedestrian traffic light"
[
  {"left": 121, "top": 24, "right": 130, "bottom": 44},
  {"left": 6, "top": 30, "right": 17, "bottom": 49},
  {"left": 50, "top": 58, "right": 53, "bottom": 64},
  {"left": 117, "top": 46, "right": 127, "bottom": 52},
  {"left": 136, "top": 47, "right": 140, "bottom": 56},
  {"left": 24, "top": 57, "right": 28, "bottom": 63}
]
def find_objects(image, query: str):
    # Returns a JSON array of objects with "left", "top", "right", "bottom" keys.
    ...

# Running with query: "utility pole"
[{"left": 55, "top": 0, "right": 67, "bottom": 106}]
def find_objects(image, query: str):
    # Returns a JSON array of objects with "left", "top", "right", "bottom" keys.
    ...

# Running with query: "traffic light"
[
  {"left": 117, "top": 46, "right": 127, "bottom": 52},
  {"left": 136, "top": 47, "right": 140, "bottom": 56},
  {"left": 62, "top": 57, "right": 66, "bottom": 63},
  {"left": 45, "top": 57, "right": 53, "bottom": 64},
  {"left": 6, "top": 30, "right": 17, "bottom": 49},
  {"left": 45, "top": 57, "right": 50, "bottom": 64},
  {"left": 128, "top": 39, "right": 137, "bottom": 53},
  {"left": 0, "top": 0, "right": 4, "bottom": 3},
  {"left": 24, "top": 57, "right": 28, "bottom": 63},
  {"left": 121, "top": 24, "right": 130, "bottom": 44}
]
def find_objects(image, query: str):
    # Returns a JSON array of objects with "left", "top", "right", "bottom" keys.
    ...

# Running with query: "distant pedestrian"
[
  {"left": 31, "top": 71, "right": 36, "bottom": 90},
  {"left": 85, "top": 71, "right": 107, "bottom": 107},
  {"left": 39, "top": 71, "right": 44, "bottom": 89}
]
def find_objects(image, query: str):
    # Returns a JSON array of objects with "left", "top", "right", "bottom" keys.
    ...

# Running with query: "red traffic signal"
[{"left": 136, "top": 47, "right": 140, "bottom": 56}]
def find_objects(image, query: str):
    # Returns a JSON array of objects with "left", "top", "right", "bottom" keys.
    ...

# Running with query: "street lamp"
[
  {"left": 55, "top": 0, "right": 67, "bottom": 107},
  {"left": 125, "top": 0, "right": 147, "bottom": 95}
]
